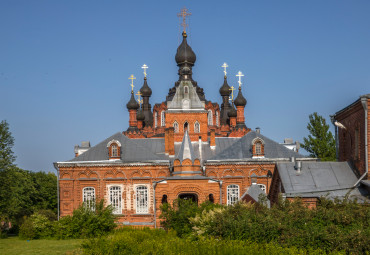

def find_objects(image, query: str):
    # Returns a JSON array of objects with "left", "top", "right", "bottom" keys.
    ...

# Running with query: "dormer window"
[
  {"left": 252, "top": 137, "right": 265, "bottom": 158},
  {"left": 107, "top": 140, "right": 122, "bottom": 159},
  {"left": 184, "top": 86, "right": 189, "bottom": 94}
]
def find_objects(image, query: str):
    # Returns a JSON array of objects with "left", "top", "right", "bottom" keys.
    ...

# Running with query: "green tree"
[
  {"left": 0, "top": 120, "right": 16, "bottom": 170},
  {"left": 301, "top": 112, "right": 336, "bottom": 161}
]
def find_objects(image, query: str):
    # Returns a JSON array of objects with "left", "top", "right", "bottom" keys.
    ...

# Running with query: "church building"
[{"left": 54, "top": 10, "right": 315, "bottom": 227}]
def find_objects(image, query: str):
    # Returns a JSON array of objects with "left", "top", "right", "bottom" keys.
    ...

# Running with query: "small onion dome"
[
  {"left": 175, "top": 32, "right": 196, "bottom": 66},
  {"left": 228, "top": 104, "right": 237, "bottom": 118},
  {"left": 140, "top": 77, "right": 152, "bottom": 97},
  {"left": 136, "top": 108, "right": 145, "bottom": 121},
  {"left": 126, "top": 91, "right": 139, "bottom": 110},
  {"left": 219, "top": 76, "right": 231, "bottom": 96},
  {"left": 234, "top": 87, "right": 247, "bottom": 107}
]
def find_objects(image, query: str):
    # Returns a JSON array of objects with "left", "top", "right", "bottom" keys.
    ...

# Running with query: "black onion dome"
[
  {"left": 219, "top": 76, "right": 231, "bottom": 96},
  {"left": 126, "top": 91, "right": 139, "bottom": 110},
  {"left": 228, "top": 104, "right": 237, "bottom": 117},
  {"left": 136, "top": 109, "right": 145, "bottom": 121},
  {"left": 140, "top": 77, "right": 152, "bottom": 97},
  {"left": 175, "top": 32, "right": 196, "bottom": 66},
  {"left": 234, "top": 87, "right": 247, "bottom": 106}
]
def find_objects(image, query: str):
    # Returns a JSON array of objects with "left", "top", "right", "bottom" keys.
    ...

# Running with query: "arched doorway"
[{"left": 178, "top": 193, "right": 198, "bottom": 204}]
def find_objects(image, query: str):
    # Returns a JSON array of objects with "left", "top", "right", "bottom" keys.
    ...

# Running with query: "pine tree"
[{"left": 302, "top": 112, "right": 336, "bottom": 161}]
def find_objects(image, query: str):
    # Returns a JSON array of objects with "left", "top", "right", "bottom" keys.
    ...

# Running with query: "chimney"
[
  {"left": 256, "top": 127, "right": 260, "bottom": 134},
  {"left": 74, "top": 141, "right": 91, "bottom": 157},
  {"left": 165, "top": 128, "right": 169, "bottom": 154},
  {"left": 168, "top": 127, "right": 175, "bottom": 156},
  {"left": 290, "top": 156, "right": 295, "bottom": 163},
  {"left": 210, "top": 129, "right": 216, "bottom": 149},
  {"left": 295, "top": 161, "right": 302, "bottom": 174}
]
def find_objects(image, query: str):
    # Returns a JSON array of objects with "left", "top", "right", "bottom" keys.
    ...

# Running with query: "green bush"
[
  {"left": 81, "top": 227, "right": 335, "bottom": 255},
  {"left": 19, "top": 212, "right": 54, "bottom": 239}
]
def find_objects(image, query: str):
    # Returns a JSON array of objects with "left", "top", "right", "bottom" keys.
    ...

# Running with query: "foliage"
[
  {"left": 0, "top": 120, "right": 16, "bottom": 170},
  {"left": 189, "top": 198, "right": 370, "bottom": 254},
  {"left": 81, "top": 227, "right": 334, "bottom": 255},
  {"left": 160, "top": 199, "right": 220, "bottom": 237},
  {"left": 19, "top": 200, "right": 117, "bottom": 240},
  {"left": 301, "top": 112, "right": 336, "bottom": 161}
]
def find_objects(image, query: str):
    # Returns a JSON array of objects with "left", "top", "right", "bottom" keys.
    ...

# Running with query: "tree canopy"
[
  {"left": 0, "top": 120, "right": 16, "bottom": 170},
  {"left": 301, "top": 112, "right": 336, "bottom": 161}
]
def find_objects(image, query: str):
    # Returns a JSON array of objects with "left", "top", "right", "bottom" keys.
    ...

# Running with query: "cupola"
[
  {"left": 219, "top": 76, "right": 231, "bottom": 97},
  {"left": 234, "top": 87, "right": 247, "bottom": 107},
  {"left": 126, "top": 91, "right": 139, "bottom": 110},
  {"left": 228, "top": 104, "right": 237, "bottom": 118},
  {"left": 140, "top": 77, "right": 152, "bottom": 97},
  {"left": 137, "top": 108, "right": 145, "bottom": 121},
  {"left": 175, "top": 32, "right": 196, "bottom": 66}
]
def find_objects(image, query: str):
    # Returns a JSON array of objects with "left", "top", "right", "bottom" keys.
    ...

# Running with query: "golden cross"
[
  {"left": 128, "top": 74, "right": 136, "bottom": 91},
  {"left": 136, "top": 91, "right": 143, "bottom": 106},
  {"left": 222, "top": 62, "right": 228, "bottom": 76},
  {"left": 141, "top": 64, "right": 148, "bottom": 78},
  {"left": 229, "top": 86, "right": 235, "bottom": 101},
  {"left": 236, "top": 71, "right": 244, "bottom": 88},
  {"left": 177, "top": 7, "right": 191, "bottom": 32}
]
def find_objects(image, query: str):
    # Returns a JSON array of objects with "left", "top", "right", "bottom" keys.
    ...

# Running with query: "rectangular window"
[
  {"left": 83, "top": 187, "right": 95, "bottom": 211},
  {"left": 227, "top": 184, "right": 239, "bottom": 205},
  {"left": 136, "top": 185, "right": 148, "bottom": 214},
  {"left": 111, "top": 145, "right": 118, "bottom": 157},
  {"left": 109, "top": 186, "right": 122, "bottom": 214},
  {"left": 161, "top": 111, "right": 165, "bottom": 127}
]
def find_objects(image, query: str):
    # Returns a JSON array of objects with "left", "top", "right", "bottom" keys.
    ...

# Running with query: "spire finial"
[
  {"left": 236, "top": 71, "right": 244, "bottom": 88},
  {"left": 177, "top": 7, "right": 191, "bottom": 33},
  {"left": 136, "top": 91, "right": 143, "bottom": 106},
  {"left": 222, "top": 62, "right": 228, "bottom": 77},
  {"left": 141, "top": 64, "right": 148, "bottom": 78},
  {"left": 128, "top": 74, "right": 136, "bottom": 92},
  {"left": 229, "top": 86, "right": 235, "bottom": 102}
]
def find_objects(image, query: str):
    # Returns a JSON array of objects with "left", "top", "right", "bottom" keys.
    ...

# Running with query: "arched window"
[
  {"left": 194, "top": 121, "right": 200, "bottom": 133},
  {"left": 154, "top": 112, "right": 158, "bottom": 128},
  {"left": 161, "top": 195, "right": 168, "bottom": 204},
  {"left": 173, "top": 121, "right": 179, "bottom": 133},
  {"left": 208, "top": 110, "right": 213, "bottom": 125},
  {"left": 255, "top": 142, "right": 262, "bottom": 155},
  {"left": 209, "top": 194, "right": 214, "bottom": 203},
  {"left": 216, "top": 111, "right": 219, "bottom": 127},
  {"left": 184, "top": 122, "right": 189, "bottom": 131},
  {"left": 252, "top": 138, "right": 265, "bottom": 157},
  {"left": 109, "top": 186, "right": 122, "bottom": 214},
  {"left": 257, "top": 184, "right": 266, "bottom": 193},
  {"left": 83, "top": 187, "right": 95, "bottom": 211},
  {"left": 111, "top": 144, "right": 118, "bottom": 157},
  {"left": 184, "top": 86, "right": 189, "bottom": 94},
  {"left": 161, "top": 111, "right": 165, "bottom": 127},
  {"left": 136, "top": 185, "right": 148, "bottom": 214},
  {"left": 227, "top": 184, "right": 239, "bottom": 205}
]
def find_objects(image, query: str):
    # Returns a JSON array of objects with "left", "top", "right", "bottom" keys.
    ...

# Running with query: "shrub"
[{"left": 19, "top": 212, "right": 54, "bottom": 239}]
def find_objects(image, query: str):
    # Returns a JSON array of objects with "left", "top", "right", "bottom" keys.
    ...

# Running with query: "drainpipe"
[
  {"left": 330, "top": 115, "right": 339, "bottom": 161},
  {"left": 53, "top": 163, "right": 60, "bottom": 221},
  {"left": 361, "top": 97, "right": 369, "bottom": 177},
  {"left": 219, "top": 180, "right": 223, "bottom": 205},
  {"left": 153, "top": 182, "right": 157, "bottom": 229}
]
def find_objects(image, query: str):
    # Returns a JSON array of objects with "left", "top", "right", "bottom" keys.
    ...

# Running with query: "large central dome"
[{"left": 175, "top": 32, "right": 196, "bottom": 66}]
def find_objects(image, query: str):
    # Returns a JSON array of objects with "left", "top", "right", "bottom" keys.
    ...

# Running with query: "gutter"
[
  {"left": 152, "top": 179, "right": 167, "bottom": 229},
  {"left": 53, "top": 162, "right": 60, "bottom": 221},
  {"left": 361, "top": 97, "right": 369, "bottom": 178}
]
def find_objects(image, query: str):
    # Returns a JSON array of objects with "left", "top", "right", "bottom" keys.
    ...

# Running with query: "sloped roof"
[
  {"left": 176, "top": 130, "right": 197, "bottom": 163},
  {"left": 167, "top": 80, "right": 204, "bottom": 110},
  {"left": 208, "top": 131, "right": 304, "bottom": 161},
  {"left": 277, "top": 161, "right": 369, "bottom": 202}
]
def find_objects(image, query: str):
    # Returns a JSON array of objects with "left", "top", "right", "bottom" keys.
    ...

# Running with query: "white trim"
[{"left": 107, "top": 139, "right": 122, "bottom": 147}]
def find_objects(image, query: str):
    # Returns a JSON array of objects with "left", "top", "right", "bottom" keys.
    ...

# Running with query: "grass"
[{"left": 0, "top": 237, "right": 83, "bottom": 255}]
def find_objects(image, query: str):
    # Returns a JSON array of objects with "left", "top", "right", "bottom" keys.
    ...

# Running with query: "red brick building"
[{"left": 54, "top": 29, "right": 308, "bottom": 227}]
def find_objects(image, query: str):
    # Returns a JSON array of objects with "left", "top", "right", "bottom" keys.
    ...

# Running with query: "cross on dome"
[
  {"left": 177, "top": 7, "right": 191, "bottom": 33},
  {"left": 222, "top": 62, "right": 228, "bottom": 76},
  {"left": 229, "top": 86, "right": 235, "bottom": 101},
  {"left": 136, "top": 91, "right": 143, "bottom": 106},
  {"left": 128, "top": 74, "right": 136, "bottom": 92},
  {"left": 141, "top": 64, "right": 148, "bottom": 78},
  {"left": 236, "top": 71, "right": 244, "bottom": 88}
]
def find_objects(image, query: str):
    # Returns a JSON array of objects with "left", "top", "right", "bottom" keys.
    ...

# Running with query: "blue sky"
[{"left": 1, "top": 1, "right": 369, "bottom": 172}]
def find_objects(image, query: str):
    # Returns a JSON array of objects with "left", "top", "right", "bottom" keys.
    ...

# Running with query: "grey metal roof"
[
  {"left": 167, "top": 80, "right": 204, "bottom": 110},
  {"left": 277, "top": 161, "right": 369, "bottom": 202},
  {"left": 208, "top": 131, "right": 304, "bottom": 161},
  {"left": 176, "top": 130, "right": 197, "bottom": 163}
]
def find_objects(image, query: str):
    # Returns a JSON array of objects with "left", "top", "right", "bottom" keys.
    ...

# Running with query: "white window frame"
[
  {"left": 154, "top": 112, "right": 158, "bottom": 128},
  {"left": 83, "top": 187, "right": 95, "bottom": 211},
  {"left": 216, "top": 111, "right": 219, "bottom": 127},
  {"left": 255, "top": 142, "right": 262, "bottom": 155},
  {"left": 208, "top": 110, "right": 213, "bottom": 126},
  {"left": 136, "top": 185, "right": 148, "bottom": 214},
  {"left": 258, "top": 184, "right": 266, "bottom": 193},
  {"left": 109, "top": 186, "right": 122, "bottom": 214},
  {"left": 194, "top": 121, "right": 200, "bottom": 133},
  {"left": 173, "top": 121, "right": 179, "bottom": 133},
  {"left": 111, "top": 144, "right": 118, "bottom": 157},
  {"left": 227, "top": 184, "right": 239, "bottom": 205},
  {"left": 161, "top": 111, "right": 165, "bottom": 127}
]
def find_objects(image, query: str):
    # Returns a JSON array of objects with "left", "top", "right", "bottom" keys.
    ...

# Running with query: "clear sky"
[{"left": 1, "top": 0, "right": 369, "bottom": 172}]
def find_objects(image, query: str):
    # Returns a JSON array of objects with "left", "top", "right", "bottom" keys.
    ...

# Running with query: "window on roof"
[
  {"left": 184, "top": 86, "right": 189, "bottom": 94},
  {"left": 208, "top": 110, "right": 213, "bottom": 126},
  {"left": 194, "top": 121, "right": 200, "bottom": 133},
  {"left": 109, "top": 186, "right": 122, "bottom": 214},
  {"left": 255, "top": 142, "right": 262, "bottom": 155},
  {"left": 227, "top": 184, "right": 239, "bottom": 205},
  {"left": 83, "top": 187, "right": 95, "bottom": 211},
  {"left": 136, "top": 185, "right": 148, "bottom": 214},
  {"left": 111, "top": 144, "right": 118, "bottom": 157}
]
